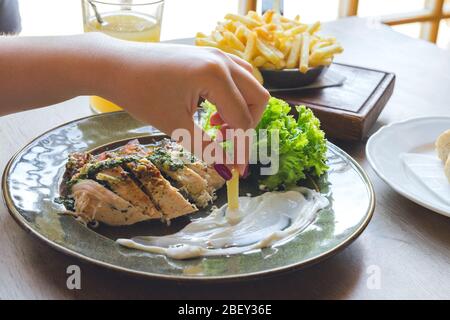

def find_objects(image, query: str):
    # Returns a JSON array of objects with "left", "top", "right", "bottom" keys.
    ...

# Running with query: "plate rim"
[
  {"left": 366, "top": 116, "right": 450, "bottom": 217},
  {"left": 2, "top": 112, "right": 375, "bottom": 281}
]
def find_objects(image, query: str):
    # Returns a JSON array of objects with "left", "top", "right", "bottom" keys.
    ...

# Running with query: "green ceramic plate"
[{"left": 2, "top": 112, "right": 374, "bottom": 281}]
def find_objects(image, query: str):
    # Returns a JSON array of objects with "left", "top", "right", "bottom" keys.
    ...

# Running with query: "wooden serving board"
[{"left": 275, "top": 63, "right": 395, "bottom": 141}]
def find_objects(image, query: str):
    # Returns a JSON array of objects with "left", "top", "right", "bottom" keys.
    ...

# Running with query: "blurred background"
[{"left": 7, "top": 0, "right": 450, "bottom": 50}]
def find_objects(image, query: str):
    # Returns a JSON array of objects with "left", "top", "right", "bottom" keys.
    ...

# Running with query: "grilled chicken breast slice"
[
  {"left": 71, "top": 179, "right": 151, "bottom": 226},
  {"left": 185, "top": 162, "right": 226, "bottom": 191},
  {"left": 119, "top": 140, "right": 213, "bottom": 208},
  {"left": 147, "top": 147, "right": 212, "bottom": 208},
  {"left": 60, "top": 152, "right": 92, "bottom": 196},
  {"left": 95, "top": 167, "right": 161, "bottom": 219},
  {"left": 126, "top": 158, "right": 197, "bottom": 220},
  {"left": 162, "top": 166, "right": 212, "bottom": 208},
  {"left": 160, "top": 139, "right": 226, "bottom": 192}
]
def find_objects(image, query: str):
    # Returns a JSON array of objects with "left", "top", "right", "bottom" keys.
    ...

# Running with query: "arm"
[
  {"left": 0, "top": 33, "right": 270, "bottom": 174},
  {"left": 0, "top": 33, "right": 104, "bottom": 114}
]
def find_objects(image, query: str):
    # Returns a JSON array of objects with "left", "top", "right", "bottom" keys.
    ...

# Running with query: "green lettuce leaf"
[{"left": 200, "top": 97, "right": 328, "bottom": 190}]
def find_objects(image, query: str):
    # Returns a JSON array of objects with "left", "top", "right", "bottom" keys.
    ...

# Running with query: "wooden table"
[{"left": 1, "top": 17, "right": 449, "bottom": 300}]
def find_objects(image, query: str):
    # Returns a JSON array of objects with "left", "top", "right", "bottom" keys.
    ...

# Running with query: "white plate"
[{"left": 366, "top": 117, "right": 450, "bottom": 217}]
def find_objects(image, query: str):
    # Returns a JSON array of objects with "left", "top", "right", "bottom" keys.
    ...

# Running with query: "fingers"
[
  {"left": 213, "top": 124, "right": 253, "bottom": 177},
  {"left": 203, "top": 66, "right": 253, "bottom": 130},
  {"left": 205, "top": 64, "right": 269, "bottom": 129},
  {"left": 170, "top": 115, "right": 235, "bottom": 180},
  {"left": 202, "top": 49, "right": 269, "bottom": 130},
  {"left": 225, "top": 53, "right": 254, "bottom": 75},
  {"left": 191, "top": 48, "right": 270, "bottom": 177},
  {"left": 204, "top": 57, "right": 268, "bottom": 177},
  {"left": 171, "top": 115, "right": 250, "bottom": 178},
  {"left": 223, "top": 52, "right": 270, "bottom": 126},
  {"left": 227, "top": 61, "right": 270, "bottom": 128}
]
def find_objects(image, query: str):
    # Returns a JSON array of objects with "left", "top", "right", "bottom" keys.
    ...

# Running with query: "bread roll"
[{"left": 435, "top": 129, "right": 450, "bottom": 163}]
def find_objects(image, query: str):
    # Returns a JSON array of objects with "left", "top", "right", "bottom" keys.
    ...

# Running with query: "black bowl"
[{"left": 260, "top": 65, "right": 328, "bottom": 89}]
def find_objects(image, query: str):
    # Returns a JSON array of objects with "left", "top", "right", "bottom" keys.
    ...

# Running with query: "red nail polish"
[{"left": 214, "top": 164, "right": 232, "bottom": 181}]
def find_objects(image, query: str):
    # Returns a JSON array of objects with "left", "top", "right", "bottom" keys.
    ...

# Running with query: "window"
[
  {"left": 17, "top": 0, "right": 239, "bottom": 40},
  {"left": 437, "top": 19, "right": 450, "bottom": 49},
  {"left": 15, "top": 0, "right": 450, "bottom": 49},
  {"left": 340, "top": 0, "right": 450, "bottom": 44},
  {"left": 358, "top": 0, "right": 425, "bottom": 17},
  {"left": 256, "top": 0, "right": 340, "bottom": 23},
  {"left": 161, "top": 0, "right": 237, "bottom": 40}
]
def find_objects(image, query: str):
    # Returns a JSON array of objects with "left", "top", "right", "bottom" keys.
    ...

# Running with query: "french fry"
[
  {"left": 195, "top": 38, "right": 219, "bottom": 48},
  {"left": 262, "top": 62, "right": 277, "bottom": 70},
  {"left": 223, "top": 30, "right": 245, "bottom": 51},
  {"left": 212, "top": 30, "right": 226, "bottom": 45},
  {"left": 218, "top": 44, "right": 245, "bottom": 59},
  {"left": 195, "top": 10, "right": 343, "bottom": 81},
  {"left": 286, "top": 34, "right": 302, "bottom": 68},
  {"left": 312, "top": 38, "right": 334, "bottom": 50},
  {"left": 310, "top": 57, "right": 332, "bottom": 67},
  {"left": 254, "top": 26, "right": 272, "bottom": 41},
  {"left": 275, "top": 59, "right": 286, "bottom": 69},
  {"left": 252, "top": 55, "right": 267, "bottom": 67},
  {"left": 307, "top": 21, "right": 321, "bottom": 34},
  {"left": 248, "top": 10, "right": 263, "bottom": 23},
  {"left": 310, "top": 43, "right": 343, "bottom": 61},
  {"left": 284, "top": 24, "right": 308, "bottom": 37},
  {"left": 222, "top": 20, "right": 237, "bottom": 32},
  {"left": 310, "top": 37, "right": 319, "bottom": 50},
  {"left": 281, "top": 39, "right": 292, "bottom": 57},
  {"left": 196, "top": 32, "right": 207, "bottom": 39},
  {"left": 299, "top": 32, "right": 310, "bottom": 73},
  {"left": 243, "top": 31, "right": 256, "bottom": 62},
  {"left": 225, "top": 13, "right": 261, "bottom": 28},
  {"left": 235, "top": 24, "right": 248, "bottom": 43},
  {"left": 265, "top": 23, "right": 277, "bottom": 32},
  {"left": 281, "top": 22, "right": 294, "bottom": 30},
  {"left": 262, "top": 9, "right": 275, "bottom": 23},
  {"left": 252, "top": 67, "right": 264, "bottom": 84},
  {"left": 271, "top": 12, "right": 282, "bottom": 25},
  {"left": 256, "top": 38, "right": 283, "bottom": 64}
]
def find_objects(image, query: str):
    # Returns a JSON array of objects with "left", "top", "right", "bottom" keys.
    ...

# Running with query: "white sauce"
[{"left": 117, "top": 187, "right": 329, "bottom": 259}]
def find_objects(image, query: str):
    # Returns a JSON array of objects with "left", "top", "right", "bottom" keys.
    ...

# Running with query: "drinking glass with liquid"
[{"left": 82, "top": 0, "right": 164, "bottom": 113}]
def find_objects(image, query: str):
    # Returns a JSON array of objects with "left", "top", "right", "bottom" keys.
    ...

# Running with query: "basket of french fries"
[{"left": 196, "top": 10, "right": 343, "bottom": 88}]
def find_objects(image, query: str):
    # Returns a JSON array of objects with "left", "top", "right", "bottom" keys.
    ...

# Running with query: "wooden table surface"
[{"left": 1, "top": 17, "right": 449, "bottom": 300}]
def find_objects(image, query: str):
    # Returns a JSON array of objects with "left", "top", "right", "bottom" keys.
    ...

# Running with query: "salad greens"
[{"left": 201, "top": 97, "right": 328, "bottom": 190}]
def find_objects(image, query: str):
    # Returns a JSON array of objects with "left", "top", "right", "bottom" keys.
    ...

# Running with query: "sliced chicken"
[
  {"left": 71, "top": 179, "right": 151, "bottom": 226},
  {"left": 186, "top": 161, "right": 226, "bottom": 191},
  {"left": 118, "top": 139, "right": 213, "bottom": 208},
  {"left": 125, "top": 158, "right": 197, "bottom": 219},
  {"left": 95, "top": 166, "right": 161, "bottom": 219},
  {"left": 60, "top": 138, "right": 225, "bottom": 227},
  {"left": 160, "top": 139, "right": 226, "bottom": 191},
  {"left": 60, "top": 152, "right": 92, "bottom": 196},
  {"left": 147, "top": 146, "right": 213, "bottom": 208}
]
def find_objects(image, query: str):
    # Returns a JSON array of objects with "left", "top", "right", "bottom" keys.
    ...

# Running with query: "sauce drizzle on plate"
[{"left": 117, "top": 187, "right": 329, "bottom": 259}]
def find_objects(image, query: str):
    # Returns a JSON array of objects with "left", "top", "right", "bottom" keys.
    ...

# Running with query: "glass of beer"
[{"left": 82, "top": 0, "right": 164, "bottom": 113}]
